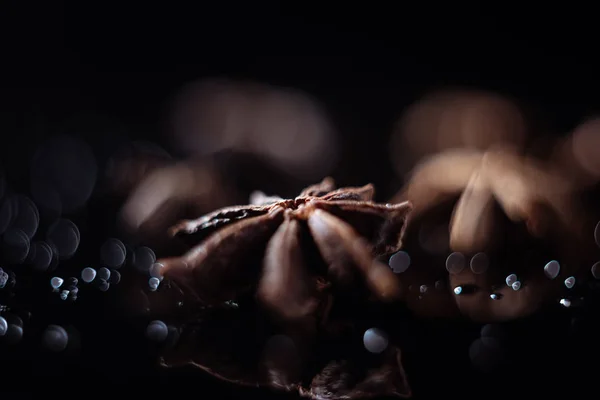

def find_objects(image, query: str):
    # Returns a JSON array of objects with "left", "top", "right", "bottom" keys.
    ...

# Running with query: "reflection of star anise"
[{"left": 155, "top": 177, "right": 412, "bottom": 399}]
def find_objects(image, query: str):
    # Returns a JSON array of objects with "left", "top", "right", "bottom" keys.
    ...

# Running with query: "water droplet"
[
  {"left": 389, "top": 251, "right": 410, "bottom": 274},
  {"left": 68, "top": 288, "right": 78, "bottom": 301},
  {"left": 100, "top": 238, "right": 126, "bottom": 269},
  {"left": 490, "top": 293, "right": 503, "bottom": 300},
  {"left": 470, "top": 252, "right": 489, "bottom": 274},
  {"left": 97, "top": 279, "right": 110, "bottom": 292},
  {"left": 434, "top": 280, "right": 444, "bottom": 290},
  {"left": 419, "top": 285, "right": 428, "bottom": 294},
  {"left": 30, "top": 241, "right": 53, "bottom": 272},
  {"left": 146, "top": 320, "right": 168, "bottom": 342},
  {"left": 592, "top": 262, "right": 600, "bottom": 279},
  {"left": 150, "top": 263, "right": 164, "bottom": 279},
  {"left": 81, "top": 267, "right": 96, "bottom": 283},
  {"left": 46, "top": 219, "right": 80, "bottom": 260},
  {"left": 2, "top": 228, "right": 31, "bottom": 264},
  {"left": 97, "top": 267, "right": 111, "bottom": 281},
  {"left": 363, "top": 328, "right": 389, "bottom": 354},
  {"left": 565, "top": 276, "right": 576, "bottom": 289},
  {"left": 134, "top": 246, "right": 156, "bottom": 273},
  {"left": 149, "top": 277, "right": 160, "bottom": 291},
  {"left": 50, "top": 277, "right": 63, "bottom": 290},
  {"left": 0, "top": 316, "right": 7, "bottom": 336},
  {"left": 595, "top": 221, "right": 600, "bottom": 248},
  {"left": 109, "top": 270, "right": 121, "bottom": 285},
  {"left": 66, "top": 277, "right": 78, "bottom": 287},
  {"left": 560, "top": 298, "right": 571, "bottom": 308},
  {"left": 511, "top": 281, "right": 521, "bottom": 291},
  {"left": 41, "top": 325, "right": 69, "bottom": 352},
  {"left": 0, "top": 271, "right": 8, "bottom": 289},
  {"left": 4, "top": 324, "right": 23, "bottom": 344},
  {"left": 224, "top": 300, "right": 239, "bottom": 308},
  {"left": 59, "top": 290, "right": 69, "bottom": 300},
  {"left": 446, "top": 252, "right": 466, "bottom": 274},
  {"left": 505, "top": 274, "right": 517, "bottom": 287},
  {"left": 543, "top": 260, "right": 561, "bottom": 279},
  {"left": 454, "top": 286, "right": 463, "bottom": 295}
]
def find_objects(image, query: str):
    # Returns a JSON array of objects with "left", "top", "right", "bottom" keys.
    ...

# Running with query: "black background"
[{"left": 1, "top": 3, "right": 599, "bottom": 398}]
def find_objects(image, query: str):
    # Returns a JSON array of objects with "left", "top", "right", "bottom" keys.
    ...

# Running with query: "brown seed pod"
[{"left": 150, "top": 178, "right": 413, "bottom": 399}]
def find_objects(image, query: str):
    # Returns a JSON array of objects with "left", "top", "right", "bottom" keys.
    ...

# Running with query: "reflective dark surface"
[{"left": 2, "top": 4, "right": 600, "bottom": 399}]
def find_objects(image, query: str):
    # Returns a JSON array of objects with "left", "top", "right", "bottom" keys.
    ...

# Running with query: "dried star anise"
[{"left": 153, "top": 177, "right": 413, "bottom": 399}]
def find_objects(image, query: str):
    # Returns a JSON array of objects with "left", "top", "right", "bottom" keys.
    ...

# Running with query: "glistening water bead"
[
  {"left": 146, "top": 320, "right": 169, "bottom": 342},
  {"left": 41, "top": 325, "right": 69, "bottom": 352},
  {"left": 97, "top": 267, "right": 111, "bottom": 281},
  {"left": 98, "top": 279, "right": 109, "bottom": 292},
  {"left": 454, "top": 286, "right": 463, "bottom": 295},
  {"left": 511, "top": 281, "right": 521, "bottom": 291},
  {"left": 505, "top": 274, "right": 517, "bottom": 287},
  {"left": 81, "top": 267, "right": 96, "bottom": 283},
  {"left": 0, "top": 316, "right": 7, "bottom": 336},
  {"left": 66, "top": 277, "right": 78, "bottom": 287},
  {"left": 134, "top": 246, "right": 156, "bottom": 273},
  {"left": 149, "top": 263, "right": 164, "bottom": 279},
  {"left": 50, "top": 277, "right": 63, "bottom": 290},
  {"left": 544, "top": 260, "right": 561, "bottom": 280},
  {"left": 5, "top": 323, "right": 23, "bottom": 344},
  {"left": 446, "top": 252, "right": 466, "bottom": 274},
  {"left": 109, "top": 270, "right": 121, "bottom": 284},
  {"left": 565, "top": 276, "right": 576, "bottom": 289},
  {"left": 149, "top": 277, "right": 160, "bottom": 291},
  {"left": 592, "top": 262, "right": 600, "bottom": 279},
  {"left": 389, "top": 251, "right": 410, "bottom": 274},
  {"left": 470, "top": 252, "right": 489, "bottom": 274},
  {"left": 560, "top": 298, "right": 571, "bottom": 308},
  {"left": 490, "top": 293, "right": 503, "bottom": 300},
  {"left": 100, "top": 238, "right": 126, "bottom": 269},
  {"left": 419, "top": 285, "right": 428, "bottom": 294},
  {"left": 0, "top": 271, "right": 8, "bottom": 289},
  {"left": 363, "top": 328, "right": 389, "bottom": 354}
]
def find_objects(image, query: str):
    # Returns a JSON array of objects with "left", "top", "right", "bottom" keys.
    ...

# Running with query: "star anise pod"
[
  {"left": 158, "top": 177, "right": 410, "bottom": 315},
  {"left": 154, "top": 177, "right": 412, "bottom": 399}
]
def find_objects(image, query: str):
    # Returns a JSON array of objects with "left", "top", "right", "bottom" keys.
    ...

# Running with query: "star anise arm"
[
  {"left": 312, "top": 200, "right": 412, "bottom": 255},
  {"left": 257, "top": 216, "right": 320, "bottom": 321},
  {"left": 449, "top": 169, "right": 496, "bottom": 253},
  {"left": 481, "top": 149, "right": 594, "bottom": 269},
  {"left": 307, "top": 209, "right": 402, "bottom": 302},
  {"left": 393, "top": 149, "right": 483, "bottom": 219},
  {"left": 481, "top": 149, "right": 579, "bottom": 235},
  {"left": 299, "top": 177, "right": 336, "bottom": 197},
  {"left": 318, "top": 183, "right": 375, "bottom": 202},
  {"left": 167, "top": 204, "right": 271, "bottom": 246},
  {"left": 159, "top": 207, "right": 284, "bottom": 303}
]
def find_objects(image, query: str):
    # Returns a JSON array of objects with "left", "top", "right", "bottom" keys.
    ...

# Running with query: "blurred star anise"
[
  {"left": 156, "top": 177, "right": 413, "bottom": 399},
  {"left": 393, "top": 146, "right": 597, "bottom": 322}
]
